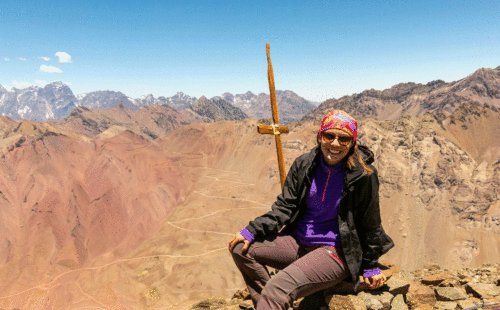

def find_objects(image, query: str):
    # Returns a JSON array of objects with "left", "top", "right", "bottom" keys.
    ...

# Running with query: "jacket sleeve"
[
  {"left": 245, "top": 158, "right": 301, "bottom": 239},
  {"left": 357, "top": 167, "right": 390, "bottom": 271}
]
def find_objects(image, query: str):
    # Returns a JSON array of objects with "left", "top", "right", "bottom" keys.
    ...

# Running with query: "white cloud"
[
  {"left": 40, "top": 65, "right": 63, "bottom": 73},
  {"left": 13, "top": 80, "right": 34, "bottom": 88},
  {"left": 55, "top": 52, "right": 72, "bottom": 63},
  {"left": 4, "top": 58, "right": 9, "bottom": 61},
  {"left": 41, "top": 57, "right": 50, "bottom": 61},
  {"left": 36, "top": 80, "right": 48, "bottom": 86},
  {"left": 18, "top": 57, "right": 27, "bottom": 61}
]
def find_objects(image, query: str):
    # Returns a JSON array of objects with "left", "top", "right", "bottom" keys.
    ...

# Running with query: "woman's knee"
[{"left": 231, "top": 242, "right": 247, "bottom": 258}]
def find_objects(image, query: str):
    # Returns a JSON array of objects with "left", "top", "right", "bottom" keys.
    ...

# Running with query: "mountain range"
[
  {"left": 0, "top": 66, "right": 499, "bottom": 309},
  {"left": 0, "top": 83, "right": 317, "bottom": 125}
]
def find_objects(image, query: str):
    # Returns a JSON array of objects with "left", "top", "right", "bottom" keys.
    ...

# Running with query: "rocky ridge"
[
  {"left": 44, "top": 103, "right": 206, "bottom": 141},
  {"left": 191, "top": 262, "right": 500, "bottom": 310},
  {"left": 189, "top": 96, "right": 248, "bottom": 123},
  {"left": 213, "top": 90, "right": 316, "bottom": 124},
  {"left": 301, "top": 66, "right": 500, "bottom": 122}
]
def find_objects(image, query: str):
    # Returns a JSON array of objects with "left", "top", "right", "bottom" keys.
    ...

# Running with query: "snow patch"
[
  {"left": 77, "top": 93, "right": 87, "bottom": 100},
  {"left": 18, "top": 106, "right": 32, "bottom": 118}
]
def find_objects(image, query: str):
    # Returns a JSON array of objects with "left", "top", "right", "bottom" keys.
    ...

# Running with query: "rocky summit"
[{"left": 193, "top": 261, "right": 500, "bottom": 310}]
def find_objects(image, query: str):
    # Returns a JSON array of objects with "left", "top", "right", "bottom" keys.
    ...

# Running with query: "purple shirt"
[{"left": 293, "top": 155, "right": 345, "bottom": 247}]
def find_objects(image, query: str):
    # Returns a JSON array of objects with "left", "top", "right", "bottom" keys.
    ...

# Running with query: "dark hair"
[{"left": 317, "top": 133, "right": 373, "bottom": 175}]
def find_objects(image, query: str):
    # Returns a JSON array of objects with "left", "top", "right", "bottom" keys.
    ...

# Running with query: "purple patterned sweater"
[{"left": 240, "top": 155, "right": 381, "bottom": 278}]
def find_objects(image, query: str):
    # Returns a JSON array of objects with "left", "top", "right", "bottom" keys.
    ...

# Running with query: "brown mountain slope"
[
  {"left": 0, "top": 124, "right": 197, "bottom": 307},
  {"left": 442, "top": 102, "right": 500, "bottom": 163},
  {"left": 46, "top": 103, "right": 206, "bottom": 140},
  {"left": 302, "top": 66, "right": 500, "bottom": 122}
]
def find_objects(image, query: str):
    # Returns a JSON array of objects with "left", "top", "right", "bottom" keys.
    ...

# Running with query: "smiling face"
[{"left": 319, "top": 128, "right": 354, "bottom": 166}]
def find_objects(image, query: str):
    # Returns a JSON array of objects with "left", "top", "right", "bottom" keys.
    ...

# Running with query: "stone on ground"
[
  {"left": 434, "top": 287, "right": 468, "bottom": 301},
  {"left": 433, "top": 301, "right": 458, "bottom": 310},
  {"left": 390, "top": 294, "right": 408, "bottom": 310},
  {"left": 465, "top": 283, "right": 500, "bottom": 298},
  {"left": 385, "top": 276, "right": 410, "bottom": 296}
]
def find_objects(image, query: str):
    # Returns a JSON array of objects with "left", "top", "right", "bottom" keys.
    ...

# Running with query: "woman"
[{"left": 228, "top": 110, "right": 394, "bottom": 310}]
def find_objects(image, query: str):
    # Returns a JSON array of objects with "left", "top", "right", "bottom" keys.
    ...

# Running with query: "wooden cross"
[{"left": 257, "top": 43, "right": 289, "bottom": 190}]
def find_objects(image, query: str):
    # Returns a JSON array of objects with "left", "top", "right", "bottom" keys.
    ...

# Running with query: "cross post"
[{"left": 257, "top": 43, "right": 289, "bottom": 190}]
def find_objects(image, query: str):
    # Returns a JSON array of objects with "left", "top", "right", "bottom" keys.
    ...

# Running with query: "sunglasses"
[{"left": 321, "top": 132, "right": 353, "bottom": 146}]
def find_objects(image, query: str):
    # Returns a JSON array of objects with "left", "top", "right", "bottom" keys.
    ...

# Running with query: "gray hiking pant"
[{"left": 231, "top": 234, "right": 349, "bottom": 310}]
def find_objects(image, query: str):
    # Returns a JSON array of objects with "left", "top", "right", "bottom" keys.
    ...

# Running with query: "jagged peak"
[{"left": 49, "top": 81, "right": 65, "bottom": 87}]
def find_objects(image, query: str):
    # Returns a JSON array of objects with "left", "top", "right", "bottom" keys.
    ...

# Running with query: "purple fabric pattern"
[
  {"left": 294, "top": 155, "right": 345, "bottom": 247},
  {"left": 240, "top": 228, "right": 255, "bottom": 243},
  {"left": 362, "top": 268, "right": 381, "bottom": 278}
]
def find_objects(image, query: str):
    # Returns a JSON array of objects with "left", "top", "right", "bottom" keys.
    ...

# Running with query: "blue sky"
[{"left": 1, "top": 0, "right": 499, "bottom": 102}]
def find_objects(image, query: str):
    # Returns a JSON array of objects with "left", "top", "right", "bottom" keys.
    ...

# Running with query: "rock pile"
[{"left": 190, "top": 262, "right": 500, "bottom": 310}]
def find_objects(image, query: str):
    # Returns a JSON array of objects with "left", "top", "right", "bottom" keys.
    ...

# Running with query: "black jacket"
[{"left": 245, "top": 144, "right": 394, "bottom": 292}]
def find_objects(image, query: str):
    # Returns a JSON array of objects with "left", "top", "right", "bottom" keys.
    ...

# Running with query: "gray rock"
[
  {"left": 433, "top": 301, "right": 458, "bottom": 310},
  {"left": 385, "top": 277, "right": 410, "bottom": 296},
  {"left": 465, "top": 283, "right": 500, "bottom": 298},
  {"left": 434, "top": 287, "right": 468, "bottom": 301},
  {"left": 457, "top": 299, "right": 479, "bottom": 310},
  {"left": 189, "top": 297, "right": 227, "bottom": 309},
  {"left": 358, "top": 291, "right": 393, "bottom": 310},
  {"left": 349, "top": 295, "right": 368, "bottom": 310},
  {"left": 390, "top": 294, "right": 408, "bottom": 310},
  {"left": 325, "top": 294, "right": 366, "bottom": 310}
]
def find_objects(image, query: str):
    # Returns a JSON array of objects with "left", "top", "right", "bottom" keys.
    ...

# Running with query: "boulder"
[
  {"left": 232, "top": 288, "right": 251, "bottom": 300},
  {"left": 390, "top": 294, "right": 408, "bottom": 310},
  {"left": 325, "top": 294, "right": 366, "bottom": 310},
  {"left": 465, "top": 283, "right": 500, "bottom": 298},
  {"left": 434, "top": 287, "right": 468, "bottom": 301},
  {"left": 384, "top": 276, "right": 410, "bottom": 296},
  {"left": 358, "top": 291, "right": 393, "bottom": 310},
  {"left": 433, "top": 301, "right": 458, "bottom": 310},
  {"left": 406, "top": 280, "right": 437, "bottom": 308},
  {"left": 457, "top": 298, "right": 480, "bottom": 310},
  {"left": 421, "top": 273, "right": 454, "bottom": 286}
]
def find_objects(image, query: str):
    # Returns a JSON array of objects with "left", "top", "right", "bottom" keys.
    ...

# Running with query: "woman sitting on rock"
[{"left": 229, "top": 110, "right": 394, "bottom": 310}]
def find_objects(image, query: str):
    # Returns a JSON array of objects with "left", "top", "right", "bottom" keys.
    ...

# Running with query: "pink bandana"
[{"left": 318, "top": 110, "right": 357, "bottom": 142}]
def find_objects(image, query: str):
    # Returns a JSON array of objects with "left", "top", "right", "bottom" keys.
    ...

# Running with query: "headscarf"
[{"left": 317, "top": 110, "right": 357, "bottom": 142}]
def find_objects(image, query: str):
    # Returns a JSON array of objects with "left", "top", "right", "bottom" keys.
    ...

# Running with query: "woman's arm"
[
  {"left": 244, "top": 158, "right": 301, "bottom": 239},
  {"left": 357, "top": 168, "right": 388, "bottom": 271}
]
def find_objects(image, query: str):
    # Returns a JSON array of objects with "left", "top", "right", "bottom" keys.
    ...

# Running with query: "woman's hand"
[
  {"left": 362, "top": 272, "right": 386, "bottom": 289},
  {"left": 228, "top": 232, "right": 251, "bottom": 254}
]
